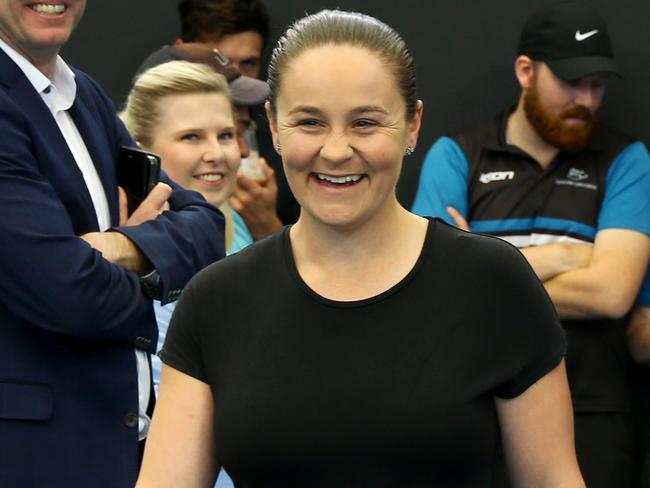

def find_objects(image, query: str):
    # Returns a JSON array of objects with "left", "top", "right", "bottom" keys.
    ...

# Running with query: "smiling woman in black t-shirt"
[{"left": 136, "top": 10, "right": 584, "bottom": 488}]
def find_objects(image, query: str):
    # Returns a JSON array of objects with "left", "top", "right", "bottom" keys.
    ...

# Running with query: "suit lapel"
[
  {"left": 0, "top": 50, "right": 119, "bottom": 227},
  {"left": 0, "top": 51, "right": 85, "bottom": 186}
]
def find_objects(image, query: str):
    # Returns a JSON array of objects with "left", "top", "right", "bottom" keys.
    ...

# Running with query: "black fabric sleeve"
[
  {"left": 158, "top": 281, "right": 209, "bottom": 383},
  {"left": 491, "top": 243, "right": 567, "bottom": 398},
  {"left": 459, "top": 233, "right": 567, "bottom": 400},
  {"left": 495, "top": 340, "right": 566, "bottom": 399}
]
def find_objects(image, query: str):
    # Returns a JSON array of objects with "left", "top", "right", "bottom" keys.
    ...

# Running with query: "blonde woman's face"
[{"left": 147, "top": 92, "right": 241, "bottom": 207}]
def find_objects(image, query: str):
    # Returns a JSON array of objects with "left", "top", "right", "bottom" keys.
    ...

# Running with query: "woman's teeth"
[
  {"left": 316, "top": 173, "right": 362, "bottom": 184},
  {"left": 196, "top": 174, "right": 223, "bottom": 182},
  {"left": 31, "top": 4, "right": 66, "bottom": 15}
]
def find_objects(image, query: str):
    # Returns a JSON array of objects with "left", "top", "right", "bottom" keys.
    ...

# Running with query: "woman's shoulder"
[
  {"left": 187, "top": 226, "right": 288, "bottom": 295},
  {"left": 429, "top": 217, "right": 525, "bottom": 263},
  {"left": 424, "top": 218, "right": 540, "bottom": 294}
]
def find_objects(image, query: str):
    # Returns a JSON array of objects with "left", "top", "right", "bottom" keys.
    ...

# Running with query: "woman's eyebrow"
[
  {"left": 288, "top": 105, "right": 322, "bottom": 116},
  {"left": 350, "top": 105, "right": 389, "bottom": 116},
  {"left": 287, "top": 105, "right": 389, "bottom": 116}
]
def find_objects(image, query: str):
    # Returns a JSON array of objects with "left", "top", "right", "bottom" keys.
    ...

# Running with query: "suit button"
[
  {"left": 124, "top": 412, "right": 138, "bottom": 428},
  {"left": 134, "top": 336, "right": 151, "bottom": 348}
]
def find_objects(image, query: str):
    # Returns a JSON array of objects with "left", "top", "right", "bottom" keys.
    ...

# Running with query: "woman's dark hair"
[{"left": 267, "top": 10, "right": 417, "bottom": 120}]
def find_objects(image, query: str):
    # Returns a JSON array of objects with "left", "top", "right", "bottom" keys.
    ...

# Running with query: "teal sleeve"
[
  {"left": 228, "top": 210, "right": 254, "bottom": 255},
  {"left": 411, "top": 137, "right": 469, "bottom": 224},
  {"left": 599, "top": 142, "right": 650, "bottom": 234}
]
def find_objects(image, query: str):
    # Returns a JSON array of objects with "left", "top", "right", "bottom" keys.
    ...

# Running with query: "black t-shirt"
[{"left": 161, "top": 218, "right": 566, "bottom": 487}]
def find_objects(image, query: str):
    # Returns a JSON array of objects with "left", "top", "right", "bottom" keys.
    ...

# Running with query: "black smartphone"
[{"left": 116, "top": 146, "right": 161, "bottom": 215}]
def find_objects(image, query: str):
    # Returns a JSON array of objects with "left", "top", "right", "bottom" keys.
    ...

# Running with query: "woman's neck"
[{"left": 289, "top": 200, "right": 428, "bottom": 301}]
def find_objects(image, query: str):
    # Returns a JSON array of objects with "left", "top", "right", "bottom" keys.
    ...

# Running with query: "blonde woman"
[
  {"left": 121, "top": 61, "right": 255, "bottom": 385},
  {"left": 121, "top": 60, "right": 253, "bottom": 256},
  {"left": 121, "top": 60, "right": 248, "bottom": 488}
]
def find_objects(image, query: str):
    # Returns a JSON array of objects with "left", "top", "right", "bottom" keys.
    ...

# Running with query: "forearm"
[
  {"left": 520, "top": 243, "right": 591, "bottom": 282},
  {"left": 540, "top": 229, "right": 650, "bottom": 320},
  {"left": 82, "top": 231, "right": 152, "bottom": 275},
  {"left": 544, "top": 266, "right": 639, "bottom": 319}
]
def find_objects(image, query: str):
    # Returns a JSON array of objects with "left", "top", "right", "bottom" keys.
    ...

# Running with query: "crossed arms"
[
  {"left": 449, "top": 204, "right": 650, "bottom": 320},
  {"left": 415, "top": 136, "right": 650, "bottom": 321}
]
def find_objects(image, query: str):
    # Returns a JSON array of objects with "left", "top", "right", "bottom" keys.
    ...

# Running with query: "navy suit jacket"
[{"left": 0, "top": 49, "right": 225, "bottom": 487}]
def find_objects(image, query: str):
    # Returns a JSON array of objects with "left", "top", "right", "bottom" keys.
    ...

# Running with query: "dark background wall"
[{"left": 63, "top": 0, "right": 650, "bottom": 207}]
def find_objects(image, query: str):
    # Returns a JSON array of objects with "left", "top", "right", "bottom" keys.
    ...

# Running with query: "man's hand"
[
  {"left": 446, "top": 206, "right": 469, "bottom": 231},
  {"left": 229, "top": 158, "right": 283, "bottom": 240},
  {"left": 119, "top": 183, "right": 172, "bottom": 226},
  {"left": 520, "top": 242, "right": 593, "bottom": 282},
  {"left": 81, "top": 183, "right": 172, "bottom": 274}
]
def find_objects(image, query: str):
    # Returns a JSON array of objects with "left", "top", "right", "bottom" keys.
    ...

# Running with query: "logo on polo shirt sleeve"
[{"left": 479, "top": 171, "right": 515, "bottom": 184}]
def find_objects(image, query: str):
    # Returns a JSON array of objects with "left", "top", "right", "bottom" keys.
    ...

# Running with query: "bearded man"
[{"left": 412, "top": 1, "right": 650, "bottom": 487}]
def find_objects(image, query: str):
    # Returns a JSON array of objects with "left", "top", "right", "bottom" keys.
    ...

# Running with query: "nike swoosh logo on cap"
[{"left": 575, "top": 29, "right": 599, "bottom": 41}]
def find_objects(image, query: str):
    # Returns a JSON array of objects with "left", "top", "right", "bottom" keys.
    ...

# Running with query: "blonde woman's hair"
[{"left": 120, "top": 60, "right": 231, "bottom": 148}]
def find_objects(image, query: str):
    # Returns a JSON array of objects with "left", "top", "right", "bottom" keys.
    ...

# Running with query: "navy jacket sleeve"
[{"left": 0, "top": 62, "right": 224, "bottom": 343}]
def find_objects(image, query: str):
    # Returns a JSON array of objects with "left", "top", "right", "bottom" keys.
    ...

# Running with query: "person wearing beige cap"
[{"left": 413, "top": 1, "right": 650, "bottom": 486}]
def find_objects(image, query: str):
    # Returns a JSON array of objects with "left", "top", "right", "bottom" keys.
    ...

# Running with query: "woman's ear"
[
  {"left": 265, "top": 101, "right": 279, "bottom": 149},
  {"left": 406, "top": 100, "right": 424, "bottom": 150},
  {"left": 265, "top": 101, "right": 277, "bottom": 134}
]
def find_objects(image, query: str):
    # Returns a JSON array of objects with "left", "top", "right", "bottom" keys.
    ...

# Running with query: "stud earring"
[
  {"left": 275, "top": 143, "right": 282, "bottom": 153},
  {"left": 405, "top": 146, "right": 415, "bottom": 156}
]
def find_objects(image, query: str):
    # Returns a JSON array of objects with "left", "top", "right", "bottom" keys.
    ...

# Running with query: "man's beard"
[{"left": 523, "top": 78, "right": 597, "bottom": 153}]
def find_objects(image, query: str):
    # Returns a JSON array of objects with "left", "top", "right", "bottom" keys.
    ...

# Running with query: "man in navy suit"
[{"left": 0, "top": 1, "right": 225, "bottom": 487}]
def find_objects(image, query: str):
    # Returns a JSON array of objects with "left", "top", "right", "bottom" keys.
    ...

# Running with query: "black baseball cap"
[
  {"left": 134, "top": 43, "right": 269, "bottom": 106},
  {"left": 517, "top": 0, "right": 621, "bottom": 81}
]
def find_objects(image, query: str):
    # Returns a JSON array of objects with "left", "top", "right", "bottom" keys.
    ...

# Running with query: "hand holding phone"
[{"left": 116, "top": 146, "right": 161, "bottom": 215}]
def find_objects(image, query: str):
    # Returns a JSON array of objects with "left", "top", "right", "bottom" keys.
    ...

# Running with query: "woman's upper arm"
[
  {"left": 136, "top": 364, "right": 218, "bottom": 488},
  {"left": 495, "top": 360, "right": 585, "bottom": 488}
]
